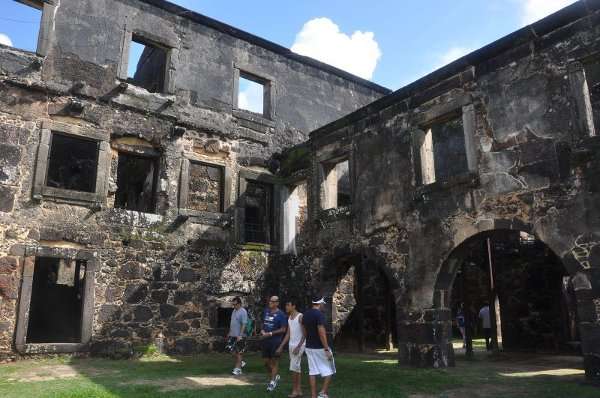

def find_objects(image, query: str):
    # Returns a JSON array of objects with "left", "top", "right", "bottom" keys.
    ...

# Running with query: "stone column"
[{"left": 573, "top": 268, "right": 600, "bottom": 384}]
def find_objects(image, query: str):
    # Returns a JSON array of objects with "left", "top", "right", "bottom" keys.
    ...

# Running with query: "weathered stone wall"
[
  {"left": 302, "top": 1, "right": 600, "bottom": 382},
  {"left": 0, "top": 0, "right": 387, "bottom": 359}
]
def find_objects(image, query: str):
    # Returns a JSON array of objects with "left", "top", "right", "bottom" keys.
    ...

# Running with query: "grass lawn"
[{"left": 0, "top": 350, "right": 596, "bottom": 397}]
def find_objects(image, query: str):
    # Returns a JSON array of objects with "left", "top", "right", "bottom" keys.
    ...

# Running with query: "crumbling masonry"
[{"left": 0, "top": 0, "right": 599, "bottom": 384}]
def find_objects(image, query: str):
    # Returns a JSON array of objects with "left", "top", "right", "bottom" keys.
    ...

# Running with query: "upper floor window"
[
  {"left": 46, "top": 133, "right": 99, "bottom": 193},
  {"left": 235, "top": 69, "right": 273, "bottom": 120},
  {"left": 320, "top": 158, "right": 351, "bottom": 210},
  {"left": 416, "top": 113, "right": 469, "bottom": 185},
  {"left": 127, "top": 35, "right": 168, "bottom": 93},
  {"left": 33, "top": 121, "right": 110, "bottom": 205},
  {"left": 2, "top": 0, "right": 43, "bottom": 53},
  {"left": 114, "top": 150, "right": 159, "bottom": 214},
  {"left": 585, "top": 59, "right": 600, "bottom": 134}
]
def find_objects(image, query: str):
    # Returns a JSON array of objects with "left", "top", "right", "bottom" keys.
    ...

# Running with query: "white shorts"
[
  {"left": 289, "top": 344, "right": 305, "bottom": 373},
  {"left": 305, "top": 348, "right": 336, "bottom": 377}
]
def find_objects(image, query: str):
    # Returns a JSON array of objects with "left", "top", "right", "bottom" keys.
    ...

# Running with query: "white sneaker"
[
  {"left": 267, "top": 375, "right": 280, "bottom": 392},
  {"left": 241, "top": 360, "right": 247, "bottom": 368},
  {"left": 318, "top": 392, "right": 329, "bottom": 398},
  {"left": 232, "top": 368, "right": 242, "bottom": 376}
]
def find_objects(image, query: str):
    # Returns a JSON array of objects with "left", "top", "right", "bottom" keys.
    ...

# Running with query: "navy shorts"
[{"left": 261, "top": 337, "right": 282, "bottom": 359}]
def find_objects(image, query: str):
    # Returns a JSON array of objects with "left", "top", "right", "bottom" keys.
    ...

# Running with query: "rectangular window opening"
[
  {"left": 46, "top": 132, "right": 100, "bottom": 193},
  {"left": 2, "top": 1, "right": 43, "bottom": 53},
  {"left": 244, "top": 180, "right": 273, "bottom": 244},
  {"left": 238, "top": 73, "right": 266, "bottom": 116},
  {"left": 115, "top": 152, "right": 158, "bottom": 213},
  {"left": 418, "top": 114, "right": 468, "bottom": 185},
  {"left": 217, "top": 307, "right": 233, "bottom": 329},
  {"left": 321, "top": 159, "right": 351, "bottom": 210},
  {"left": 27, "top": 257, "right": 87, "bottom": 344},
  {"left": 585, "top": 60, "right": 600, "bottom": 133},
  {"left": 188, "top": 162, "right": 224, "bottom": 213},
  {"left": 127, "top": 35, "right": 167, "bottom": 93}
]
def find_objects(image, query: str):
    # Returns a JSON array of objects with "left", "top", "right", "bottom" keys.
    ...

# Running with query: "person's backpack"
[{"left": 245, "top": 309, "right": 255, "bottom": 336}]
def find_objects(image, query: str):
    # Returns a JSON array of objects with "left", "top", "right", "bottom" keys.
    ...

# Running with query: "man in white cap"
[{"left": 302, "top": 296, "right": 335, "bottom": 398}]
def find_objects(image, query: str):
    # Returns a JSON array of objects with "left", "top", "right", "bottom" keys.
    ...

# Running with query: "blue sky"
[{"left": 1, "top": 0, "right": 576, "bottom": 90}]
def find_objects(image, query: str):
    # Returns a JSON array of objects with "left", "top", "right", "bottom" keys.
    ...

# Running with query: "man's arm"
[
  {"left": 276, "top": 327, "right": 291, "bottom": 353},
  {"left": 317, "top": 325, "right": 332, "bottom": 358}
]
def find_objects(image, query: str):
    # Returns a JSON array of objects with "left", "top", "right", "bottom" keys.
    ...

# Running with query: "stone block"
[
  {"left": 117, "top": 261, "right": 144, "bottom": 280},
  {"left": 133, "top": 306, "right": 153, "bottom": 322},
  {"left": 177, "top": 268, "right": 198, "bottom": 282},
  {"left": 0, "top": 257, "right": 18, "bottom": 274},
  {"left": 123, "top": 283, "right": 148, "bottom": 304},
  {"left": 0, "top": 186, "right": 15, "bottom": 213},
  {"left": 159, "top": 304, "right": 178, "bottom": 319},
  {"left": 0, "top": 144, "right": 21, "bottom": 184},
  {"left": 174, "top": 290, "right": 193, "bottom": 305},
  {"left": 97, "top": 304, "right": 121, "bottom": 323},
  {"left": 151, "top": 290, "right": 169, "bottom": 304},
  {"left": 90, "top": 341, "right": 134, "bottom": 359},
  {"left": 168, "top": 321, "right": 189, "bottom": 332},
  {"left": 0, "top": 275, "right": 17, "bottom": 299},
  {"left": 105, "top": 286, "right": 124, "bottom": 302}
]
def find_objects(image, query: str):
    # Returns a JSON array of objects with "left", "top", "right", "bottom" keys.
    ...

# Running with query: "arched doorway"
[
  {"left": 320, "top": 249, "right": 399, "bottom": 352},
  {"left": 436, "top": 229, "right": 580, "bottom": 358}
]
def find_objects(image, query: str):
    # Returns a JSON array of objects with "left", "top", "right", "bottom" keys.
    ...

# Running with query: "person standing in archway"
[
  {"left": 479, "top": 303, "right": 492, "bottom": 351},
  {"left": 456, "top": 303, "right": 466, "bottom": 348},
  {"left": 303, "top": 296, "right": 336, "bottom": 398},
  {"left": 260, "top": 295, "right": 288, "bottom": 392}
]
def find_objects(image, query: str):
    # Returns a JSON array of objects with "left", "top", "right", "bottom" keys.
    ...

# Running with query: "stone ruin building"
[{"left": 0, "top": 0, "right": 599, "bottom": 385}]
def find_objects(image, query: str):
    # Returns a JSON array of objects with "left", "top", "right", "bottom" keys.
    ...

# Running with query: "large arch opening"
[
  {"left": 436, "top": 229, "right": 581, "bottom": 359},
  {"left": 320, "top": 250, "right": 398, "bottom": 352}
]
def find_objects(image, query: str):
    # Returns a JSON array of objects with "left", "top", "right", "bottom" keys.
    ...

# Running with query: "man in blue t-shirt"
[
  {"left": 260, "top": 295, "right": 287, "bottom": 392},
  {"left": 302, "top": 296, "right": 335, "bottom": 398}
]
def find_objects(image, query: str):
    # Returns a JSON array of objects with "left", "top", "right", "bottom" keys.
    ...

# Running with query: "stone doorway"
[
  {"left": 442, "top": 230, "right": 579, "bottom": 357},
  {"left": 26, "top": 257, "right": 86, "bottom": 343}
]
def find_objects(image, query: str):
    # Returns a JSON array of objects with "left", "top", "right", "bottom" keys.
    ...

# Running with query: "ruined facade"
[{"left": 1, "top": 0, "right": 600, "bottom": 385}]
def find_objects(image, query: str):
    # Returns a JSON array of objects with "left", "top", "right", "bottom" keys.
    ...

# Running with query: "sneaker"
[
  {"left": 232, "top": 368, "right": 242, "bottom": 376},
  {"left": 266, "top": 375, "right": 280, "bottom": 392},
  {"left": 241, "top": 360, "right": 247, "bottom": 368},
  {"left": 318, "top": 392, "right": 329, "bottom": 398}
]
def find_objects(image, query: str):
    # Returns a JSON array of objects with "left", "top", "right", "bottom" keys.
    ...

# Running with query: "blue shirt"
[
  {"left": 303, "top": 308, "right": 326, "bottom": 349},
  {"left": 262, "top": 308, "right": 287, "bottom": 343}
]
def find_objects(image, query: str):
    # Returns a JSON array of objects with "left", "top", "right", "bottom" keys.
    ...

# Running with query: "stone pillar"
[{"left": 573, "top": 268, "right": 600, "bottom": 384}]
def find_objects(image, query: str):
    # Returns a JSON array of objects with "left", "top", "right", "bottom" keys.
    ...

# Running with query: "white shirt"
[
  {"left": 288, "top": 312, "right": 305, "bottom": 348},
  {"left": 479, "top": 306, "right": 491, "bottom": 329}
]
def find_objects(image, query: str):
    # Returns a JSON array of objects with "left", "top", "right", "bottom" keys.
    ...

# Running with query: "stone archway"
[{"left": 317, "top": 246, "right": 402, "bottom": 352}]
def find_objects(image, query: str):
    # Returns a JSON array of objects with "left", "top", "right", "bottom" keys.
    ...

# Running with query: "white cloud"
[
  {"left": 438, "top": 46, "right": 474, "bottom": 68},
  {"left": 0, "top": 33, "right": 13, "bottom": 47},
  {"left": 291, "top": 17, "right": 381, "bottom": 80},
  {"left": 238, "top": 78, "right": 264, "bottom": 115},
  {"left": 521, "top": 0, "right": 577, "bottom": 25}
]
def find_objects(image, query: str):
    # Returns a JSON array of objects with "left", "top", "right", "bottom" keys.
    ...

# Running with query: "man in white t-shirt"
[
  {"left": 277, "top": 298, "right": 306, "bottom": 398},
  {"left": 479, "top": 303, "right": 491, "bottom": 351}
]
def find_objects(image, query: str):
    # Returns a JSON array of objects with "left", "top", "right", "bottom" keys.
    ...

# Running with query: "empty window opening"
[
  {"left": 238, "top": 74, "right": 265, "bottom": 116},
  {"left": 46, "top": 133, "right": 99, "bottom": 193},
  {"left": 2, "top": 1, "right": 42, "bottom": 52},
  {"left": 127, "top": 35, "right": 167, "bottom": 93},
  {"left": 244, "top": 181, "right": 273, "bottom": 244},
  {"left": 321, "top": 159, "right": 351, "bottom": 210},
  {"left": 27, "top": 257, "right": 87, "bottom": 343},
  {"left": 115, "top": 152, "right": 158, "bottom": 213},
  {"left": 217, "top": 307, "right": 233, "bottom": 329},
  {"left": 585, "top": 60, "right": 600, "bottom": 132},
  {"left": 418, "top": 115, "right": 468, "bottom": 185},
  {"left": 188, "top": 162, "right": 223, "bottom": 213}
]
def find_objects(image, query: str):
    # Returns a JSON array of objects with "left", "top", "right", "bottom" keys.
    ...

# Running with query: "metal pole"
[{"left": 487, "top": 238, "right": 500, "bottom": 353}]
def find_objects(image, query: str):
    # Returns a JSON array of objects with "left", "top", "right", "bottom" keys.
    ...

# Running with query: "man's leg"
[
  {"left": 309, "top": 375, "right": 317, "bottom": 398},
  {"left": 321, "top": 375, "right": 332, "bottom": 395},
  {"left": 271, "top": 358, "right": 279, "bottom": 380},
  {"left": 235, "top": 352, "right": 242, "bottom": 369},
  {"left": 264, "top": 358, "right": 272, "bottom": 377},
  {"left": 295, "top": 372, "right": 302, "bottom": 394}
]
